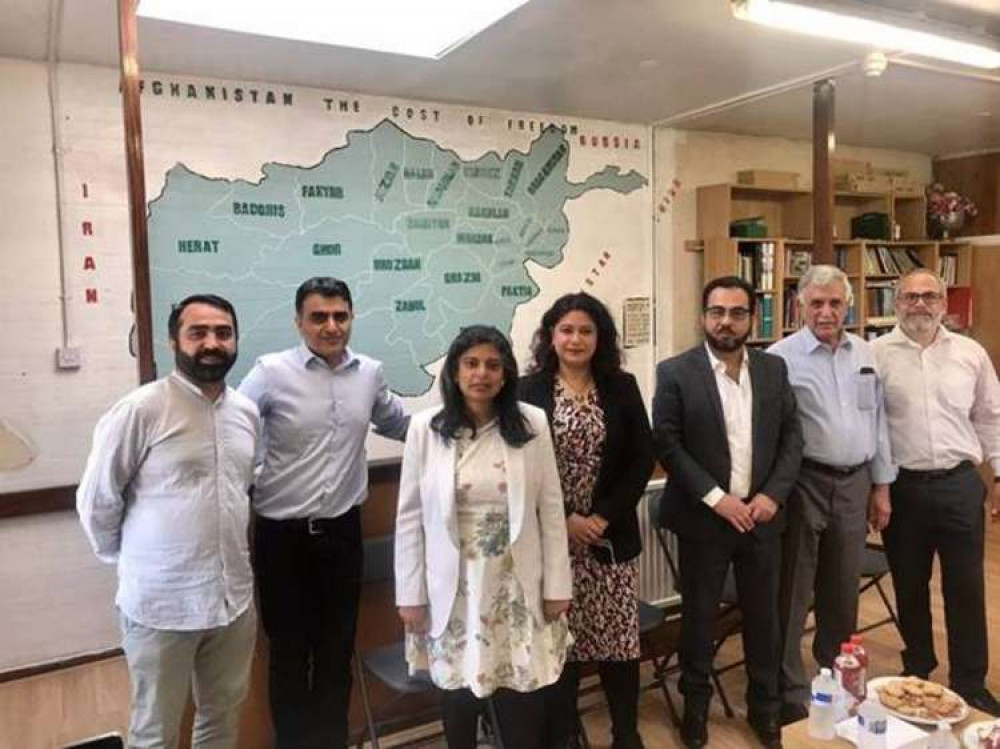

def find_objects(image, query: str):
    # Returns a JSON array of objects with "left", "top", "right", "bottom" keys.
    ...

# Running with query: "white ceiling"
[{"left": 0, "top": 0, "right": 997, "bottom": 156}]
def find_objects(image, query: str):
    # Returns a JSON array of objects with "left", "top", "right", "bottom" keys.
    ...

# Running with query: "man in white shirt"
[
  {"left": 654, "top": 276, "right": 802, "bottom": 749},
  {"left": 873, "top": 268, "right": 1000, "bottom": 717},
  {"left": 77, "top": 294, "right": 260, "bottom": 749},
  {"left": 239, "top": 277, "right": 409, "bottom": 749}
]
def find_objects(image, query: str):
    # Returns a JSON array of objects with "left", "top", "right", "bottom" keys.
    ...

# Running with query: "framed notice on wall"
[{"left": 622, "top": 297, "right": 651, "bottom": 348}]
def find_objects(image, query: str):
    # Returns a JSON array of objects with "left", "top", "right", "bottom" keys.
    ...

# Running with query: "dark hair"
[
  {"left": 702, "top": 275, "right": 756, "bottom": 316},
  {"left": 431, "top": 325, "right": 534, "bottom": 447},
  {"left": 295, "top": 277, "right": 353, "bottom": 315},
  {"left": 528, "top": 292, "right": 622, "bottom": 380},
  {"left": 168, "top": 294, "right": 238, "bottom": 341}
]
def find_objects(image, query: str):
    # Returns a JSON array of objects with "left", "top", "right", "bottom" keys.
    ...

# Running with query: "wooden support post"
[
  {"left": 813, "top": 79, "right": 835, "bottom": 265},
  {"left": 117, "top": 0, "right": 155, "bottom": 383}
]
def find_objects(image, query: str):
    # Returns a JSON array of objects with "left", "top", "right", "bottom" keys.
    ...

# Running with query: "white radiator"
[{"left": 636, "top": 478, "right": 681, "bottom": 606}]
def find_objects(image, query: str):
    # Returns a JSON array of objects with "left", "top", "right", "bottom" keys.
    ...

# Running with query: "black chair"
[
  {"left": 857, "top": 540, "right": 902, "bottom": 637},
  {"left": 353, "top": 534, "right": 507, "bottom": 749},
  {"left": 62, "top": 735, "right": 124, "bottom": 749},
  {"left": 647, "top": 490, "right": 743, "bottom": 718}
]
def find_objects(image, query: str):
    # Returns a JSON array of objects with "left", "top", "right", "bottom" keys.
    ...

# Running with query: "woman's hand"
[
  {"left": 543, "top": 598, "right": 571, "bottom": 621},
  {"left": 398, "top": 605, "right": 429, "bottom": 634},
  {"left": 567, "top": 512, "right": 603, "bottom": 546}
]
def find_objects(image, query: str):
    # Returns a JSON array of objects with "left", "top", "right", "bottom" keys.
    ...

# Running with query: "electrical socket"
[{"left": 55, "top": 346, "right": 82, "bottom": 370}]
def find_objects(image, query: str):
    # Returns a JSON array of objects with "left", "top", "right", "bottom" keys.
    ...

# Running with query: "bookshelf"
[
  {"left": 702, "top": 235, "right": 973, "bottom": 343},
  {"left": 696, "top": 182, "right": 972, "bottom": 341}
]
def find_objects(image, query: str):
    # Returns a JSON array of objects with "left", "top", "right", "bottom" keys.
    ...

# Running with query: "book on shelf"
[
  {"left": 865, "top": 280, "right": 896, "bottom": 320},
  {"left": 738, "top": 241, "right": 776, "bottom": 290},
  {"left": 756, "top": 294, "right": 775, "bottom": 340},
  {"left": 863, "top": 245, "right": 924, "bottom": 276},
  {"left": 938, "top": 254, "right": 958, "bottom": 286},
  {"left": 834, "top": 247, "right": 848, "bottom": 272}
]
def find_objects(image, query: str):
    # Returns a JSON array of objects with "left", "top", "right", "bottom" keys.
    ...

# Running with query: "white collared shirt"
[
  {"left": 872, "top": 325, "right": 1000, "bottom": 472},
  {"left": 702, "top": 344, "right": 753, "bottom": 507},
  {"left": 238, "top": 345, "right": 409, "bottom": 520},
  {"left": 76, "top": 372, "right": 260, "bottom": 631}
]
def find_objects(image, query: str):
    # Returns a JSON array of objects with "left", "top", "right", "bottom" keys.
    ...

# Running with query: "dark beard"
[
  {"left": 175, "top": 348, "right": 236, "bottom": 384},
  {"left": 705, "top": 328, "right": 749, "bottom": 353}
]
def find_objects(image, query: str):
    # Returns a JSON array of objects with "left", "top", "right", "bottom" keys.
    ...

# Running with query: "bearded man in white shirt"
[
  {"left": 873, "top": 268, "right": 1000, "bottom": 717},
  {"left": 77, "top": 294, "right": 261, "bottom": 749}
]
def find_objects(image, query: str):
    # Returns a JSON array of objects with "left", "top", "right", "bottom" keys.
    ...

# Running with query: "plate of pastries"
[
  {"left": 869, "top": 676, "right": 968, "bottom": 725},
  {"left": 962, "top": 720, "right": 1000, "bottom": 748}
]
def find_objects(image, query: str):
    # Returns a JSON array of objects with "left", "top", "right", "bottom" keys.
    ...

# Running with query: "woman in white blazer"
[{"left": 395, "top": 325, "right": 573, "bottom": 749}]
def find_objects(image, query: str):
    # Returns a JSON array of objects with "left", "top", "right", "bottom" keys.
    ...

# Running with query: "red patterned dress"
[{"left": 551, "top": 379, "right": 640, "bottom": 662}]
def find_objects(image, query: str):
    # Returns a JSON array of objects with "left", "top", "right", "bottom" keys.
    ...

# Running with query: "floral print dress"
[
  {"left": 405, "top": 420, "right": 572, "bottom": 697},
  {"left": 552, "top": 380, "right": 640, "bottom": 662}
]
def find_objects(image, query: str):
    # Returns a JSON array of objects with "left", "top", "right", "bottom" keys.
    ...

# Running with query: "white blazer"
[{"left": 394, "top": 403, "right": 572, "bottom": 638}]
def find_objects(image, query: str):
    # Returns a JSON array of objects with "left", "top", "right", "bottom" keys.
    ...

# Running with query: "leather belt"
[
  {"left": 897, "top": 461, "right": 973, "bottom": 481},
  {"left": 802, "top": 457, "right": 869, "bottom": 478},
  {"left": 257, "top": 506, "right": 359, "bottom": 535}
]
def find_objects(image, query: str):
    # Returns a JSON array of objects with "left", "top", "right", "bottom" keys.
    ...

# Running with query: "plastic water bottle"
[
  {"left": 808, "top": 667, "right": 837, "bottom": 740},
  {"left": 927, "top": 720, "right": 959, "bottom": 749},
  {"left": 850, "top": 634, "right": 869, "bottom": 699},
  {"left": 856, "top": 697, "right": 887, "bottom": 749}
]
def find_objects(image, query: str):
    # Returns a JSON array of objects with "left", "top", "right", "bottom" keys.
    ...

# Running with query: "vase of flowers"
[{"left": 926, "top": 183, "right": 978, "bottom": 239}]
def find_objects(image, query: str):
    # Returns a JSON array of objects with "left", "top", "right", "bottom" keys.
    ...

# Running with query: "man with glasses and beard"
[
  {"left": 767, "top": 265, "right": 895, "bottom": 725},
  {"left": 653, "top": 276, "right": 802, "bottom": 749},
  {"left": 872, "top": 268, "right": 1000, "bottom": 716},
  {"left": 77, "top": 294, "right": 260, "bottom": 749}
]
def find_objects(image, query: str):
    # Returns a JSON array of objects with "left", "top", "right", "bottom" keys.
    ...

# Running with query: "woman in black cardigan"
[{"left": 519, "top": 292, "right": 655, "bottom": 749}]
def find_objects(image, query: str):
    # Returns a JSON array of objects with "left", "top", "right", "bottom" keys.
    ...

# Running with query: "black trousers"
[
  {"left": 545, "top": 659, "right": 641, "bottom": 748},
  {"left": 677, "top": 530, "right": 782, "bottom": 717},
  {"left": 882, "top": 464, "right": 988, "bottom": 695},
  {"left": 440, "top": 687, "right": 547, "bottom": 749},
  {"left": 254, "top": 509, "right": 363, "bottom": 749}
]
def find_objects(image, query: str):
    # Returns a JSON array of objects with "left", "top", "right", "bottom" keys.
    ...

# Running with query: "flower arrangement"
[
  {"left": 926, "top": 183, "right": 978, "bottom": 239},
  {"left": 927, "top": 183, "right": 978, "bottom": 222}
]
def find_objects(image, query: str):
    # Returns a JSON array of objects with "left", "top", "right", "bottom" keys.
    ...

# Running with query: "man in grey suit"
[{"left": 653, "top": 275, "right": 803, "bottom": 749}]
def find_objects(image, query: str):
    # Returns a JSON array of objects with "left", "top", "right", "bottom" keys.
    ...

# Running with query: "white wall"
[
  {"left": 653, "top": 128, "right": 934, "bottom": 354},
  {"left": 0, "top": 56, "right": 653, "bottom": 670}
]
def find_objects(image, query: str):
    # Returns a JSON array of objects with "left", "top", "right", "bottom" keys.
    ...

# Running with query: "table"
[{"left": 784, "top": 706, "right": 994, "bottom": 747}]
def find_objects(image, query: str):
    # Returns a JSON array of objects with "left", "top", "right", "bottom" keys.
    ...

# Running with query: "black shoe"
[
  {"left": 958, "top": 688, "right": 1000, "bottom": 717},
  {"left": 779, "top": 702, "right": 808, "bottom": 727},
  {"left": 611, "top": 733, "right": 645, "bottom": 749},
  {"left": 680, "top": 703, "right": 709, "bottom": 749},
  {"left": 748, "top": 712, "right": 783, "bottom": 749}
]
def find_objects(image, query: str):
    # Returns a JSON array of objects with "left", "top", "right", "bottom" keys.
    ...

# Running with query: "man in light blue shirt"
[
  {"left": 78, "top": 294, "right": 259, "bottom": 749},
  {"left": 768, "top": 265, "right": 895, "bottom": 723},
  {"left": 238, "top": 277, "right": 409, "bottom": 749}
]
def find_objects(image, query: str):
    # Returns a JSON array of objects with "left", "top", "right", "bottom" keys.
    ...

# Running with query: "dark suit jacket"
[
  {"left": 519, "top": 370, "right": 655, "bottom": 563},
  {"left": 652, "top": 344, "right": 802, "bottom": 542}
]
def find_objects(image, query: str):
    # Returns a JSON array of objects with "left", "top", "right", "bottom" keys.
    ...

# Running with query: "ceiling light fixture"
[
  {"left": 732, "top": 0, "right": 1000, "bottom": 69},
  {"left": 137, "top": 0, "right": 532, "bottom": 59}
]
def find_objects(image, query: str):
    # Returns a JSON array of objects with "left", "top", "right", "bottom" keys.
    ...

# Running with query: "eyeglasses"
[
  {"left": 704, "top": 306, "right": 751, "bottom": 321},
  {"left": 898, "top": 291, "right": 944, "bottom": 306}
]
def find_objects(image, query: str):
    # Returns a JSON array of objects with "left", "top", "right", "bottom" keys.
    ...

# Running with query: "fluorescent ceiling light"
[
  {"left": 733, "top": 0, "right": 1000, "bottom": 69},
  {"left": 138, "top": 0, "right": 532, "bottom": 59}
]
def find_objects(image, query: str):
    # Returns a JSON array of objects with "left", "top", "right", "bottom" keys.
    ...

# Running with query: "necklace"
[{"left": 558, "top": 373, "right": 595, "bottom": 400}]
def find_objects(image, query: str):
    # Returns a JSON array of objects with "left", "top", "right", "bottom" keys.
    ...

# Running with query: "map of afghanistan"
[{"left": 148, "top": 119, "right": 647, "bottom": 395}]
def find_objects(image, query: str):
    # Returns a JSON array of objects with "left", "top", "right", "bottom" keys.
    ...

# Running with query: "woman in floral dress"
[
  {"left": 520, "top": 293, "right": 655, "bottom": 749},
  {"left": 394, "top": 325, "right": 573, "bottom": 749}
]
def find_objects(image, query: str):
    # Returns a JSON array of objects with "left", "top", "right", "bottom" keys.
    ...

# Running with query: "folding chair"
[
  {"left": 647, "top": 491, "right": 743, "bottom": 718},
  {"left": 353, "top": 534, "right": 507, "bottom": 749},
  {"left": 857, "top": 540, "right": 902, "bottom": 637}
]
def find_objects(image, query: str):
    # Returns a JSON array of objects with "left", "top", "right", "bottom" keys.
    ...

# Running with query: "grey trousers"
[
  {"left": 779, "top": 463, "right": 871, "bottom": 704},
  {"left": 120, "top": 607, "right": 256, "bottom": 749}
]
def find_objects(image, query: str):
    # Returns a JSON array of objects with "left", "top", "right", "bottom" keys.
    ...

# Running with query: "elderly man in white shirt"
[
  {"left": 873, "top": 268, "right": 1000, "bottom": 717},
  {"left": 77, "top": 294, "right": 260, "bottom": 749}
]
